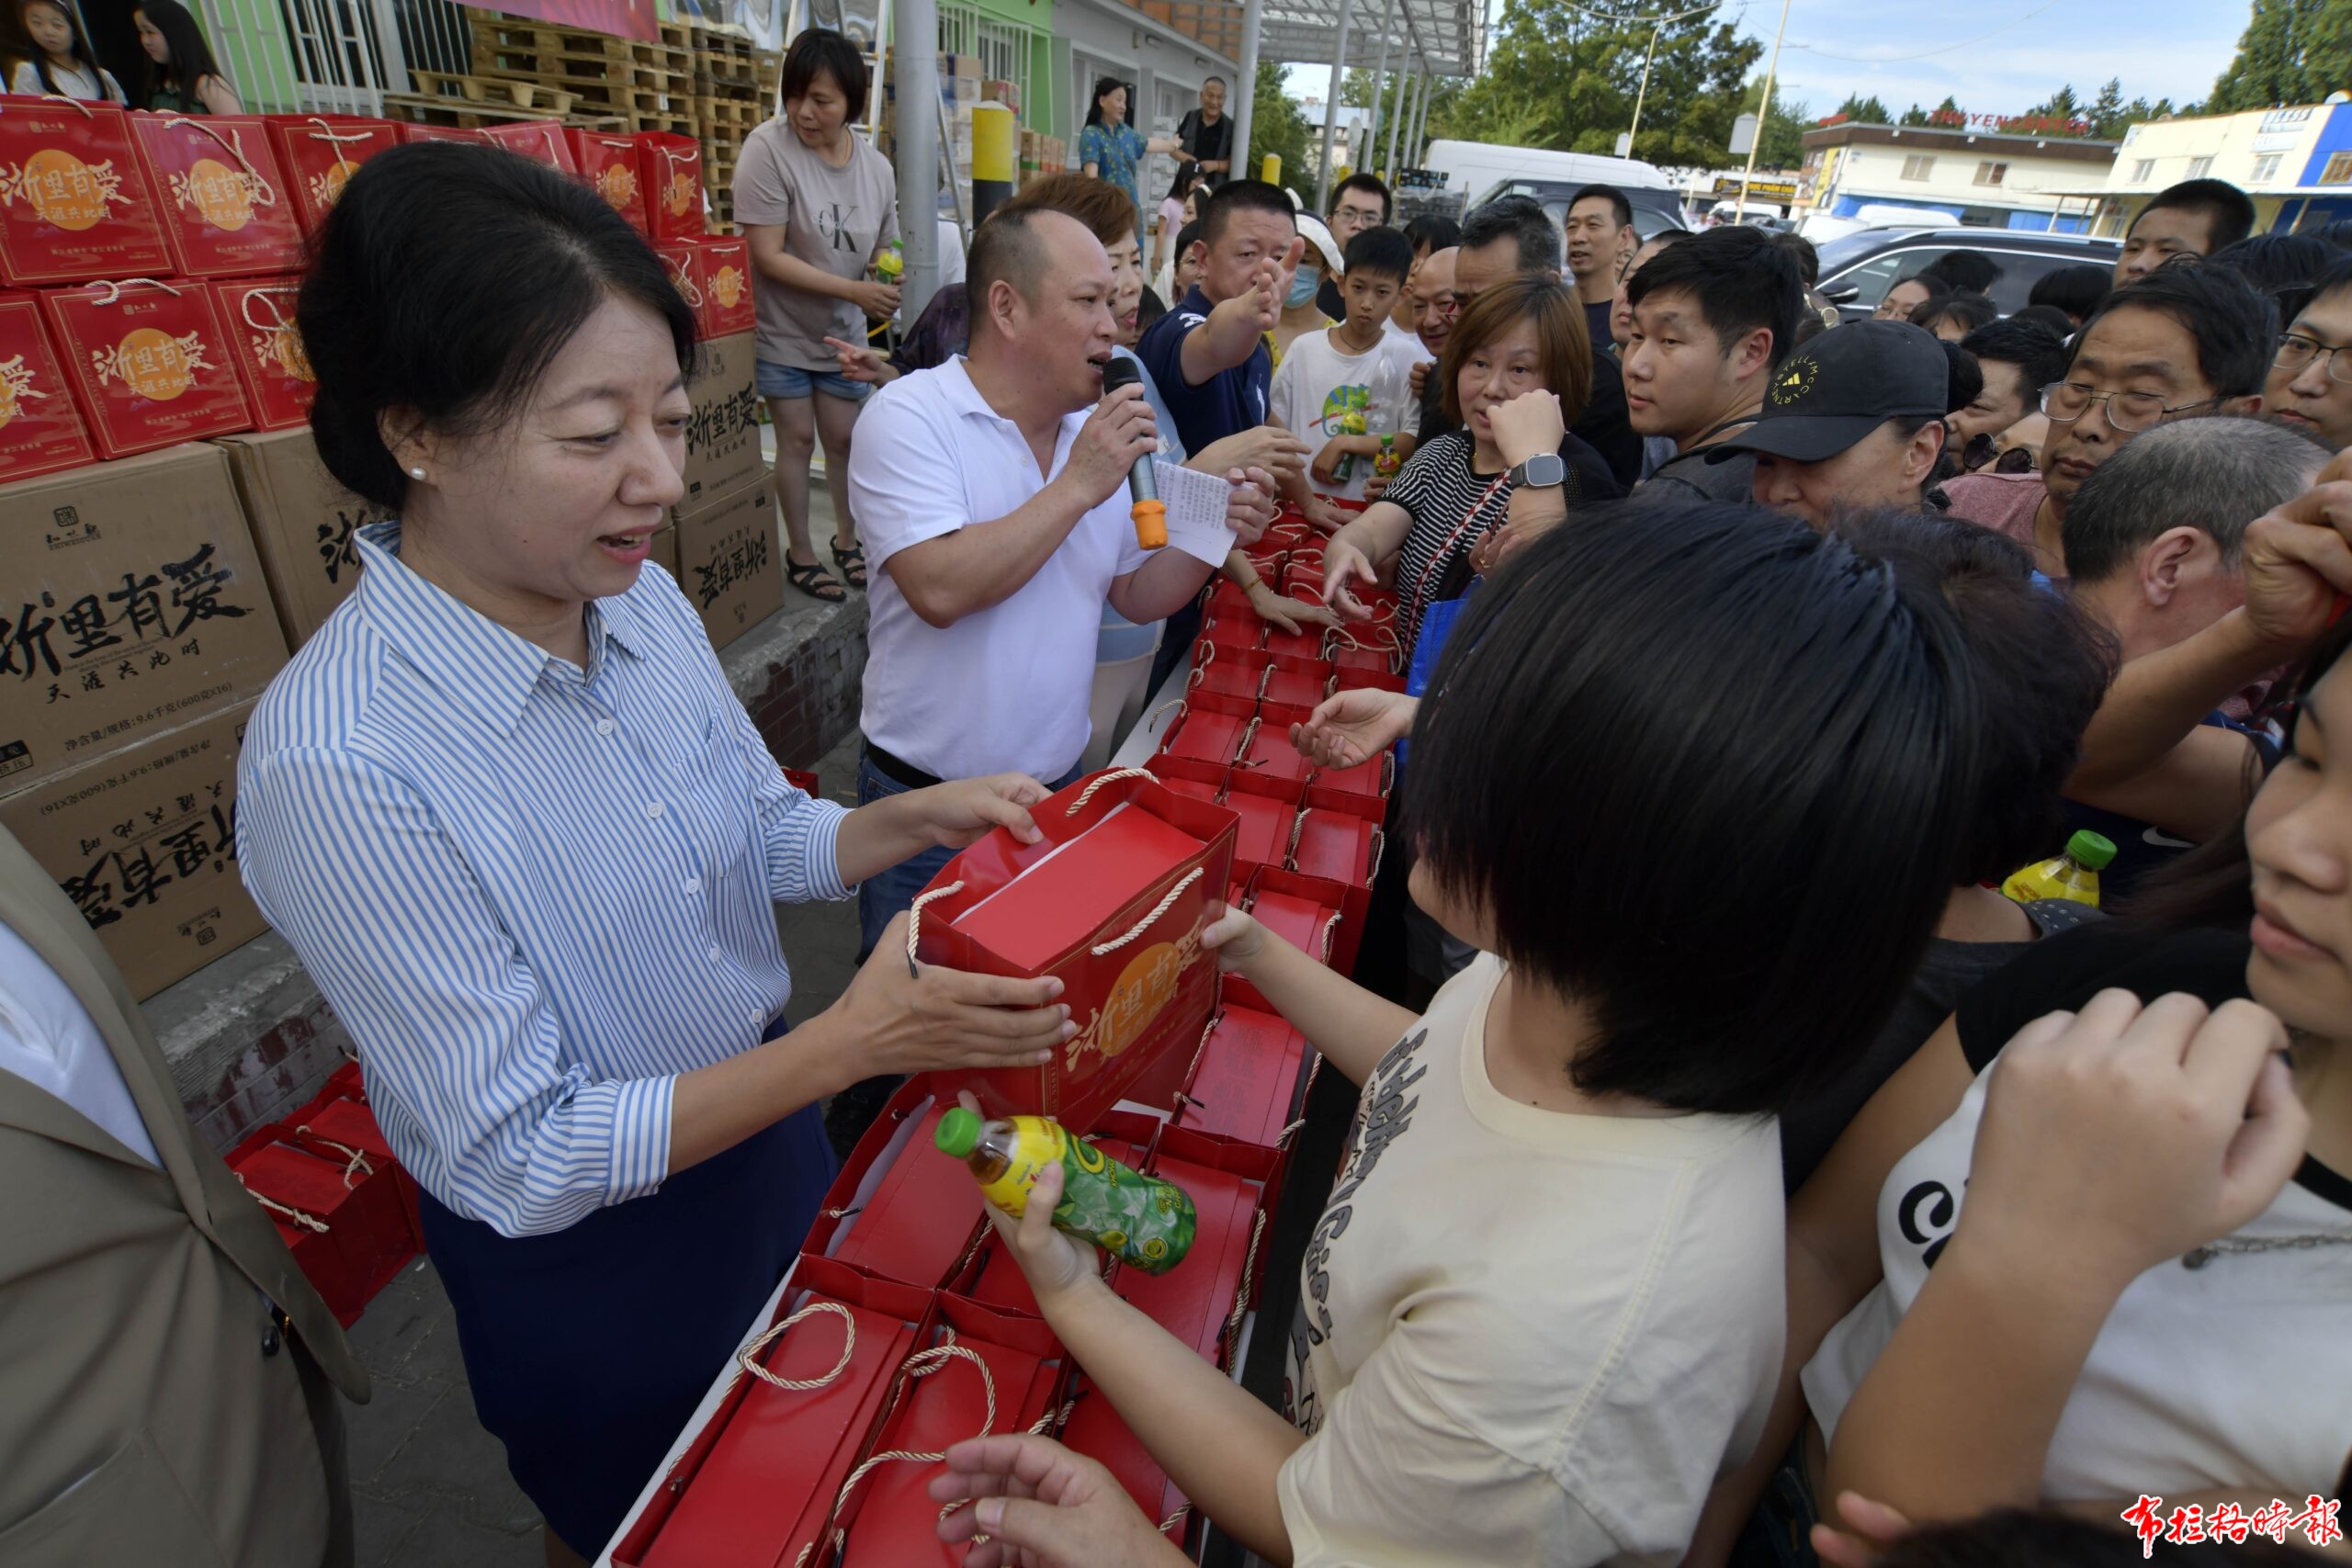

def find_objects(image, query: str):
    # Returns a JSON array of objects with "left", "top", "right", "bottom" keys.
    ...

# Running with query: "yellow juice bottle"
[
  {"left": 2001, "top": 829, "right": 2117, "bottom": 908},
  {"left": 934, "top": 1108, "right": 1195, "bottom": 1274}
]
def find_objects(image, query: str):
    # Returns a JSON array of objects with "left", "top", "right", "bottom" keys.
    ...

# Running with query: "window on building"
[
  {"left": 2187, "top": 155, "right": 2214, "bottom": 178},
  {"left": 2252, "top": 153, "right": 2284, "bottom": 185},
  {"left": 1973, "top": 161, "right": 2007, "bottom": 186},
  {"left": 1901, "top": 154, "right": 1936, "bottom": 181},
  {"left": 2132, "top": 158, "right": 2155, "bottom": 182},
  {"left": 2326, "top": 152, "right": 2352, "bottom": 185}
]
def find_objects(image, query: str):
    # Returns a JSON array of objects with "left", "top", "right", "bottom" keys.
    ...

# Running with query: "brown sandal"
[{"left": 786, "top": 558, "right": 846, "bottom": 603}]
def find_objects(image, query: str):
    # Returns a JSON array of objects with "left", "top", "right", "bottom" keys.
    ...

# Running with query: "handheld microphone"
[{"left": 1099, "top": 357, "right": 1167, "bottom": 549}]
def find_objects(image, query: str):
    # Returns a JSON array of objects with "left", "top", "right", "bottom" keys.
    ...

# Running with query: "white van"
[{"left": 1419, "top": 141, "right": 1671, "bottom": 208}]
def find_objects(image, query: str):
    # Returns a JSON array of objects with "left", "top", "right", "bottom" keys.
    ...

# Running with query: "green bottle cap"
[
  {"left": 934, "top": 1106, "right": 982, "bottom": 1157},
  {"left": 2066, "top": 829, "right": 2117, "bottom": 871}
]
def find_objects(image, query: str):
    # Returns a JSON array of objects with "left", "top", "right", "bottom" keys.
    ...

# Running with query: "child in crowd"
[
  {"left": 955, "top": 500, "right": 1994, "bottom": 1566},
  {"left": 14, "top": 0, "right": 125, "bottom": 99},
  {"left": 1269, "top": 227, "right": 1424, "bottom": 506}
]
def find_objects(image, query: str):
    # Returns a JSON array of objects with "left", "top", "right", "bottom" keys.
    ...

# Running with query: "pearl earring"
[{"left": 408, "top": 467, "right": 425, "bottom": 479}]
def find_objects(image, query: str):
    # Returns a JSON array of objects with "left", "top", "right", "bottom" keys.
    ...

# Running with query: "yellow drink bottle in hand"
[{"left": 935, "top": 1108, "right": 1195, "bottom": 1274}]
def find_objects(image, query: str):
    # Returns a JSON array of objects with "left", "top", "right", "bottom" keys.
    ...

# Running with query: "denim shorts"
[{"left": 755, "top": 358, "right": 875, "bottom": 402}]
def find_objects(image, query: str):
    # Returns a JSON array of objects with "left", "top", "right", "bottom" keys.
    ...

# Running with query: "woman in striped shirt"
[{"left": 237, "top": 145, "right": 1074, "bottom": 1565}]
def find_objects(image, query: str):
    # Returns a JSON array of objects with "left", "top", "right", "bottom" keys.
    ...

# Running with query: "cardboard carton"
[
  {"left": 1, "top": 700, "right": 265, "bottom": 998},
  {"left": 670, "top": 466, "right": 781, "bottom": 652},
  {"left": 678, "top": 329, "right": 763, "bottom": 507},
  {"left": 213, "top": 427, "right": 393, "bottom": 649},
  {"left": 0, "top": 443, "right": 288, "bottom": 795}
]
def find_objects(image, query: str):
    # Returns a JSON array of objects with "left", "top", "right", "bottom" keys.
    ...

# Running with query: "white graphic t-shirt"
[
  {"left": 1269, "top": 325, "right": 1424, "bottom": 502},
  {"left": 1275, "top": 954, "right": 1787, "bottom": 1566}
]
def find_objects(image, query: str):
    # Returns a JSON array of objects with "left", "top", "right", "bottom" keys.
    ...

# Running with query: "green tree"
[
  {"left": 2088, "top": 78, "right": 2126, "bottom": 137},
  {"left": 1898, "top": 101, "right": 1933, "bottom": 127},
  {"left": 1833, "top": 93, "right": 1893, "bottom": 125},
  {"left": 1248, "top": 58, "right": 1317, "bottom": 190},
  {"left": 2209, "top": 0, "right": 2352, "bottom": 111}
]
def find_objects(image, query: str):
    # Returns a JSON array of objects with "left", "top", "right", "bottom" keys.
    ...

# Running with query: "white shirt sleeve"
[
  {"left": 1268, "top": 335, "right": 1304, "bottom": 433},
  {"left": 847, "top": 381, "right": 975, "bottom": 570},
  {"left": 1275, "top": 1312, "right": 1623, "bottom": 1567}
]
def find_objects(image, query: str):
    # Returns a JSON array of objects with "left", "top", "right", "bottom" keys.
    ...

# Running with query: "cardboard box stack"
[{"left": 871, "top": 51, "right": 983, "bottom": 219}]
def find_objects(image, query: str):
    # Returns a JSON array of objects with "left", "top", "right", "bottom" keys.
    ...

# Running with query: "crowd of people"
[{"left": 6, "top": 23, "right": 2352, "bottom": 1568}]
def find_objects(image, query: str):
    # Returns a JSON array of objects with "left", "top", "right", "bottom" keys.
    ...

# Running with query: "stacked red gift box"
[
  {"left": 0, "top": 97, "right": 743, "bottom": 481},
  {"left": 224, "top": 1060, "right": 424, "bottom": 1325},
  {"left": 613, "top": 766, "right": 1341, "bottom": 1564}
]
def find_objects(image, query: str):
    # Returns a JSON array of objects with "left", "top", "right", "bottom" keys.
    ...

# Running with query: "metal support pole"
[
  {"left": 1314, "top": 0, "right": 1354, "bottom": 210},
  {"left": 1407, "top": 71, "right": 1430, "bottom": 172},
  {"left": 1734, "top": 0, "right": 1791, "bottom": 224},
  {"left": 896, "top": 0, "right": 942, "bottom": 322},
  {"left": 1363, "top": 0, "right": 1392, "bottom": 179},
  {"left": 1234, "top": 0, "right": 1263, "bottom": 179},
  {"left": 1627, "top": 23, "right": 1660, "bottom": 150},
  {"left": 1384, "top": 46, "right": 1408, "bottom": 179}
]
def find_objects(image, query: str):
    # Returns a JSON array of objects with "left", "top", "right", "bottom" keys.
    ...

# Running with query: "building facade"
[
  {"left": 2064, "top": 99, "right": 2352, "bottom": 236},
  {"left": 1796, "top": 122, "right": 2120, "bottom": 231}
]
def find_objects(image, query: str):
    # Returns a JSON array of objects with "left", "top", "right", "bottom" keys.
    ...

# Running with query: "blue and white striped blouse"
[{"left": 239, "top": 523, "right": 851, "bottom": 1238}]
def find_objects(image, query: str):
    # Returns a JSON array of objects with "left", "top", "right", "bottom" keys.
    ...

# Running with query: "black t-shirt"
[
  {"left": 1582, "top": 297, "right": 1613, "bottom": 355},
  {"left": 1952, "top": 921, "right": 2352, "bottom": 1212},
  {"left": 1175, "top": 108, "right": 1232, "bottom": 185},
  {"left": 2059, "top": 712, "right": 2280, "bottom": 903}
]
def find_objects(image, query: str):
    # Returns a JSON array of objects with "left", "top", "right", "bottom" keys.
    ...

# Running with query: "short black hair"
[
  {"left": 1171, "top": 216, "right": 1204, "bottom": 267},
  {"left": 2313, "top": 217, "right": 2352, "bottom": 253},
  {"left": 1939, "top": 338, "right": 1983, "bottom": 416},
  {"left": 1624, "top": 224, "right": 1804, "bottom": 367},
  {"left": 779, "top": 27, "right": 868, "bottom": 123},
  {"left": 1566, "top": 183, "right": 1634, "bottom": 231},
  {"left": 1200, "top": 178, "right": 1295, "bottom": 249},
  {"left": 1403, "top": 500, "right": 1985, "bottom": 1116},
  {"left": 1831, "top": 511, "right": 2115, "bottom": 886},
  {"left": 2301, "top": 250, "right": 2352, "bottom": 315},
  {"left": 136, "top": 0, "right": 227, "bottom": 112},
  {"left": 2009, "top": 303, "right": 2078, "bottom": 338},
  {"left": 300, "top": 142, "right": 695, "bottom": 511},
  {"left": 2062, "top": 415, "right": 2327, "bottom": 583},
  {"left": 1402, "top": 213, "right": 1460, "bottom": 255},
  {"left": 1919, "top": 248, "right": 2001, "bottom": 294},
  {"left": 1203, "top": 73, "right": 1226, "bottom": 87},
  {"left": 2028, "top": 263, "right": 2109, "bottom": 321},
  {"left": 1909, "top": 289, "right": 1997, "bottom": 338},
  {"left": 1459, "top": 194, "right": 1561, "bottom": 276},
  {"left": 1136, "top": 283, "right": 1169, "bottom": 333},
  {"left": 1960, "top": 317, "right": 2070, "bottom": 395},
  {"left": 1769, "top": 229, "right": 1819, "bottom": 284},
  {"left": 2208, "top": 231, "right": 2338, "bottom": 325},
  {"left": 1329, "top": 172, "right": 1391, "bottom": 222},
  {"left": 967, "top": 205, "right": 1053, "bottom": 324},
  {"left": 1341, "top": 225, "right": 1415, "bottom": 285},
  {"left": 2132, "top": 178, "right": 2256, "bottom": 254},
  {"left": 2076, "top": 265, "right": 2274, "bottom": 400}
]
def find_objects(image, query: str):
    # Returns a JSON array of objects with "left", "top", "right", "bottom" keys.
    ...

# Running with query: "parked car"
[
  {"left": 1465, "top": 176, "right": 1691, "bottom": 239},
  {"left": 1810, "top": 227, "right": 2120, "bottom": 321}
]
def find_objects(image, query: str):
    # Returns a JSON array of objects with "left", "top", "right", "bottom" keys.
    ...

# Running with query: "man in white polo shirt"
[{"left": 846, "top": 207, "right": 1272, "bottom": 975}]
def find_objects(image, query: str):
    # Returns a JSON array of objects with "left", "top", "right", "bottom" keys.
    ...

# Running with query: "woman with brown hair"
[{"left": 1320, "top": 276, "right": 1619, "bottom": 664}]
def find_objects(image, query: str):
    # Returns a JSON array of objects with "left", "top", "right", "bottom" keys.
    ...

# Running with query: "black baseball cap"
[{"left": 1706, "top": 320, "right": 1951, "bottom": 464}]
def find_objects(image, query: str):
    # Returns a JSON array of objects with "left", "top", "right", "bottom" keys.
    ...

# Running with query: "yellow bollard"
[
  {"left": 972, "top": 102, "right": 1017, "bottom": 224},
  {"left": 1261, "top": 153, "right": 1281, "bottom": 185}
]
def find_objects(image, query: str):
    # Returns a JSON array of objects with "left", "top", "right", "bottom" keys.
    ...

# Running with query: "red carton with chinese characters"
[
  {"left": 0, "top": 294, "right": 94, "bottom": 481},
  {"left": 481, "top": 119, "right": 578, "bottom": 174},
  {"left": 619, "top": 1259, "right": 933, "bottom": 1568},
  {"left": 0, "top": 97, "right": 172, "bottom": 286},
  {"left": 637, "top": 131, "right": 705, "bottom": 241},
  {"left": 40, "top": 278, "right": 251, "bottom": 458},
  {"left": 570, "top": 129, "right": 650, "bottom": 235},
  {"left": 915, "top": 770, "right": 1237, "bottom": 1132},
  {"left": 128, "top": 115, "right": 305, "bottom": 280},
  {"left": 209, "top": 276, "right": 311, "bottom": 431},
  {"left": 263, "top": 114, "right": 399, "bottom": 234}
]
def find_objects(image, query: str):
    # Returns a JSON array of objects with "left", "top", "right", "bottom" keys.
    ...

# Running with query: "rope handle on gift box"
[
  {"left": 1367, "top": 826, "right": 1386, "bottom": 886},
  {"left": 903, "top": 879, "right": 966, "bottom": 977},
  {"left": 1145, "top": 698, "right": 1187, "bottom": 741},
  {"left": 237, "top": 1172, "right": 329, "bottom": 1234},
  {"left": 793, "top": 1335, "right": 1000, "bottom": 1568},
  {"left": 90, "top": 277, "right": 184, "bottom": 306},
  {"left": 736, "top": 1299, "right": 858, "bottom": 1393},
  {"left": 662, "top": 250, "right": 706, "bottom": 308},
  {"left": 238, "top": 282, "right": 299, "bottom": 333},
  {"left": 1234, "top": 715, "right": 1263, "bottom": 768},
  {"left": 1062, "top": 767, "right": 1159, "bottom": 817},
  {"left": 1315, "top": 910, "right": 1340, "bottom": 965},
  {"left": 1170, "top": 1010, "right": 1222, "bottom": 1128},
  {"left": 1092, "top": 868, "right": 1204, "bottom": 957},
  {"left": 293, "top": 1124, "right": 374, "bottom": 1188},
  {"left": 1283, "top": 807, "right": 1307, "bottom": 870},
  {"left": 20, "top": 94, "right": 95, "bottom": 116},
  {"left": 1252, "top": 662, "right": 1274, "bottom": 703},
  {"left": 161, "top": 118, "right": 278, "bottom": 207},
  {"left": 1219, "top": 1206, "right": 1270, "bottom": 1367},
  {"left": 1323, "top": 622, "right": 1402, "bottom": 659},
  {"left": 302, "top": 117, "right": 377, "bottom": 147}
]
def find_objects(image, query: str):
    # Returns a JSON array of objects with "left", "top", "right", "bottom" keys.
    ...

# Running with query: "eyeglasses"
[
  {"left": 2040, "top": 381, "right": 2221, "bottom": 433},
  {"left": 2274, "top": 332, "right": 2352, "bottom": 385}
]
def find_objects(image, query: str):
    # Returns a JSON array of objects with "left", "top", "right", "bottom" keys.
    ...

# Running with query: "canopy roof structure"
[{"left": 1124, "top": 0, "right": 1485, "bottom": 76}]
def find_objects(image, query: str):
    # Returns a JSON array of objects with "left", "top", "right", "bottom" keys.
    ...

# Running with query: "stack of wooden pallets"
[
  {"left": 461, "top": 11, "right": 696, "bottom": 136},
  {"left": 686, "top": 22, "right": 779, "bottom": 232}
]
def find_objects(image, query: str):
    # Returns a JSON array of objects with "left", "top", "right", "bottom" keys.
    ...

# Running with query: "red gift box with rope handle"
[
  {"left": 620, "top": 1258, "right": 933, "bottom": 1568},
  {"left": 228, "top": 1137, "right": 413, "bottom": 1325},
  {"left": 209, "top": 274, "right": 311, "bottom": 430},
  {"left": 1328, "top": 619, "right": 1408, "bottom": 692},
  {"left": 480, "top": 119, "right": 578, "bottom": 174},
  {"left": 284, "top": 1093, "right": 423, "bottom": 1250},
  {"left": 128, "top": 113, "right": 305, "bottom": 279},
  {"left": 637, "top": 131, "right": 706, "bottom": 242},
  {"left": 912, "top": 768, "right": 1237, "bottom": 1133},
  {"left": 40, "top": 276, "right": 252, "bottom": 457},
  {"left": 571, "top": 128, "right": 650, "bottom": 235},
  {"left": 1170, "top": 1004, "right": 1313, "bottom": 1148},
  {"left": 262, "top": 114, "right": 398, "bottom": 234},
  {"left": 802, "top": 1085, "right": 989, "bottom": 1292},
  {"left": 0, "top": 96, "right": 172, "bottom": 286},
  {"left": 392, "top": 122, "right": 484, "bottom": 145},
  {"left": 0, "top": 293, "right": 95, "bottom": 481},
  {"left": 1222, "top": 874, "right": 1346, "bottom": 1013}
]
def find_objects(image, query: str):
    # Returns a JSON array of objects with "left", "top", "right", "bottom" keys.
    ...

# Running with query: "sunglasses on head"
[{"left": 1961, "top": 431, "right": 2037, "bottom": 474}]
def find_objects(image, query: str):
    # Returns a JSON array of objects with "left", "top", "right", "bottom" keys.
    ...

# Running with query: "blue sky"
[{"left": 1284, "top": 0, "right": 2253, "bottom": 127}]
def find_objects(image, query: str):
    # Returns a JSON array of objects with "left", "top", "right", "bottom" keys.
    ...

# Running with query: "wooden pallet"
[
  {"left": 695, "top": 96, "right": 761, "bottom": 136},
  {"left": 411, "top": 69, "right": 579, "bottom": 116},
  {"left": 478, "top": 66, "right": 686, "bottom": 120},
  {"left": 469, "top": 15, "right": 691, "bottom": 82},
  {"left": 380, "top": 92, "right": 624, "bottom": 132}
]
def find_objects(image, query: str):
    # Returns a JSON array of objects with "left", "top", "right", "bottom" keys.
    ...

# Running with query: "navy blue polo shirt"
[{"left": 1137, "top": 285, "right": 1271, "bottom": 457}]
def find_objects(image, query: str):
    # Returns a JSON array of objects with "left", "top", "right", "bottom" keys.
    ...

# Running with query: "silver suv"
[{"left": 1813, "top": 228, "right": 2121, "bottom": 321}]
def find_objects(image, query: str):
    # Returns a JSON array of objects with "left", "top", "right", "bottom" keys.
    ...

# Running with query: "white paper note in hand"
[{"left": 1151, "top": 458, "right": 1241, "bottom": 568}]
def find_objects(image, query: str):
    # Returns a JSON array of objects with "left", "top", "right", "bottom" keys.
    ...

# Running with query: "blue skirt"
[{"left": 416, "top": 1027, "right": 836, "bottom": 1556}]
